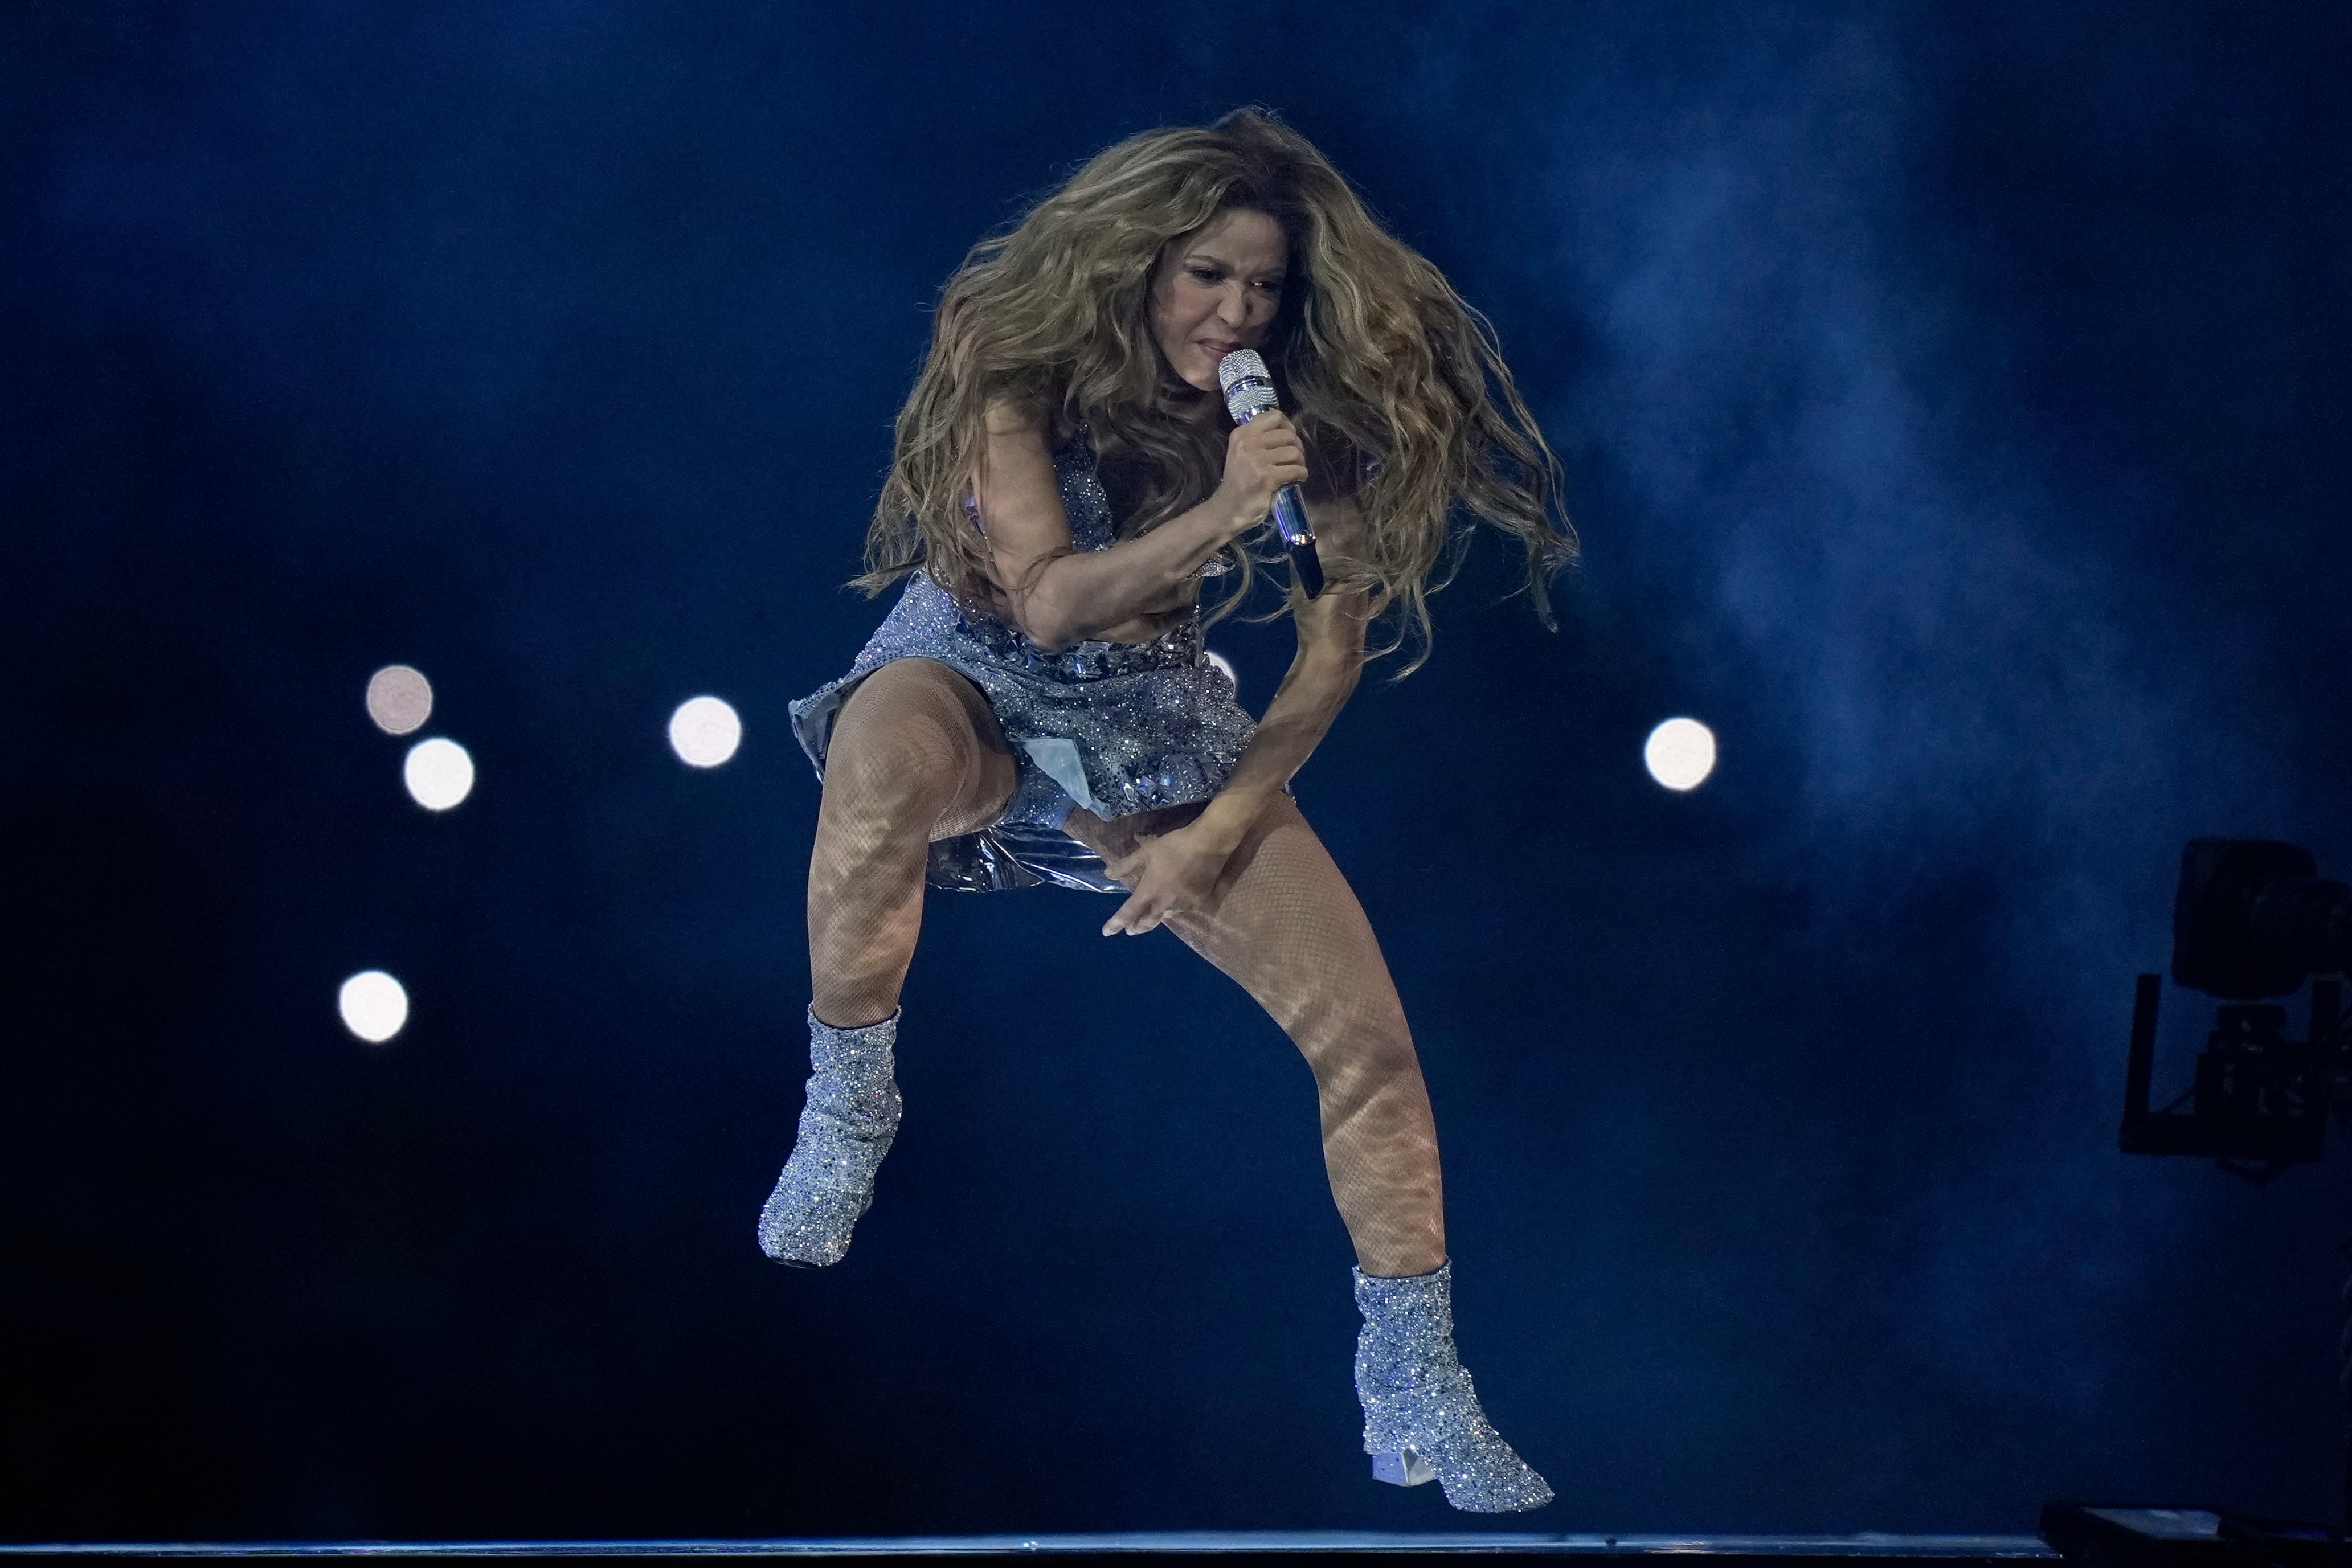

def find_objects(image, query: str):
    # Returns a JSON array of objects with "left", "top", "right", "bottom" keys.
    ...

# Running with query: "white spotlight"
[
  {"left": 338, "top": 970, "right": 409, "bottom": 1043},
  {"left": 669, "top": 695, "right": 742, "bottom": 768},
  {"left": 366, "top": 665, "right": 433, "bottom": 735},
  {"left": 1643, "top": 717, "right": 1717, "bottom": 792},
  {"left": 404, "top": 737, "right": 475, "bottom": 809},
  {"left": 1205, "top": 651, "right": 1237, "bottom": 687}
]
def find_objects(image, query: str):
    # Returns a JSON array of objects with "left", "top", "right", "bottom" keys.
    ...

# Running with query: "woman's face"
[{"left": 1147, "top": 207, "right": 1289, "bottom": 394}]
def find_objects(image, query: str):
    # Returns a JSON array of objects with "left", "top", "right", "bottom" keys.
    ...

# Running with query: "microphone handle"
[{"left": 1269, "top": 485, "right": 1325, "bottom": 600}]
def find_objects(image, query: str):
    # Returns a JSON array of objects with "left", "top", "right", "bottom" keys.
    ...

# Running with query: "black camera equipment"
[
  {"left": 2040, "top": 1500, "right": 2351, "bottom": 1568},
  {"left": 2121, "top": 839, "right": 2352, "bottom": 1182},
  {"left": 2059, "top": 839, "right": 2352, "bottom": 1554}
]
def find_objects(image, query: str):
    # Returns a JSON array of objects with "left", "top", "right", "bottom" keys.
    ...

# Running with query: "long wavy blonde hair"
[{"left": 861, "top": 108, "right": 1576, "bottom": 674}]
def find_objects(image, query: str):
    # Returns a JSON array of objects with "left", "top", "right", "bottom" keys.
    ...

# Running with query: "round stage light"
[
  {"left": 1644, "top": 717, "right": 1717, "bottom": 792},
  {"left": 404, "top": 737, "right": 475, "bottom": 809},
  {"left": 1206, "top": 651, "right": 1237, "bottom": 687},
  {"left": 338, "top": 970, "right": 408, "bottom": 1043},
  {"left": 669, "top": 695, "right": 742, "bottom": 768},
  {"left": 366, "top": 665, "right": 433, "bottom": 735}
]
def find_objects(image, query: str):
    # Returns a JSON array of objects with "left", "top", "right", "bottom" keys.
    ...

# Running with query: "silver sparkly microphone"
[{"left": 1217, "top": 349, "right": 1324, "bottom": 599}]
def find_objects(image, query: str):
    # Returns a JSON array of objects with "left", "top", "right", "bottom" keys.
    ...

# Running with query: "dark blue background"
[{"left": 6, "top": 0, "right": 2349, "bottom": 1543}]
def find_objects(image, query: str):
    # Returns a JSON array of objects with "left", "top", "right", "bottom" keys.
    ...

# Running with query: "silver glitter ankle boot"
[
  {"left": 756, "top": 1008, "right": 902, "bottom": 1267},
  {"left": 1353, "top": 1262, "right": 1552, "bottom": 1513}
]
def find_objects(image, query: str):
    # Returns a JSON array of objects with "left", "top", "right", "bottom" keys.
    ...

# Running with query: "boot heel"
[{"left": 1372, "top": 1450, "right": 1438, "bottom": 1487}]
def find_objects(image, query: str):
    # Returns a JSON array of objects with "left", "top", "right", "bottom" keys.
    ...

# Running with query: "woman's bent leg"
[
  {"left": 1070, "top": 797, "right": 1547, "bottom": 1511},
  {"left": 1079, "top": 797, "right": 1446, "bottom": 1278},
  {"left": 808, "top": 659, "right": 1017, "bottom": 1026},
  {"left": 763, "top": 660, "right": 1015, "bottom": 1266}
]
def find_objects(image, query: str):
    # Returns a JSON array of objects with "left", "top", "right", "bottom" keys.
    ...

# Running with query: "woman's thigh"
[
  {"left": 824, "top": 659, "right": 1019, "bottom": 842},
  {"left": 1071, "top": 796, "right": 1407, "bottom": 1032}
]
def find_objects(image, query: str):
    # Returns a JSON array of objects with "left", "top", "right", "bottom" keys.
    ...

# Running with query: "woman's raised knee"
[{"left": 823, "top": 662, "right": 998, "bottom": 833}]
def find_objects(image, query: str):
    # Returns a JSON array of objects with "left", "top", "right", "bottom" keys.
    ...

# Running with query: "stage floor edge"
[{"left": 0, "top": 1533, "right": 2058, "bottom": 1561}]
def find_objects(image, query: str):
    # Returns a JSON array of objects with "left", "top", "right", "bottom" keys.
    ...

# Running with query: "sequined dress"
[{"left": 788, "top": 434, "right": 1256, "bottom": 893}]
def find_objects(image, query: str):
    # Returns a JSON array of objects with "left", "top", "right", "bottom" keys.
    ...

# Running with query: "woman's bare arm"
[
  {"left": 974, "top": 400, "right": 1306, "bottom": 652},
  {"left": 1185, "top": 494, "right": 1374, "bottom": 856},
  {"left": 1096, "top": 492, "right": 1376, "bottom": 936}
]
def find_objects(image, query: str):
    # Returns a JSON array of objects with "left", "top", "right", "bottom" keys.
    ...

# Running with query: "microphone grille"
[
  {"left": 1218, "top": 349, "right": 1279, "bottom": 421},
  {"left": 1216, "top": 349, "right": 1269, "bottom": 392}
]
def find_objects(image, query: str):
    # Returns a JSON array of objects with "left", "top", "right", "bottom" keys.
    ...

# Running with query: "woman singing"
[{"left": 759, "top": 110, "right": 1574, "bottom": 1513}]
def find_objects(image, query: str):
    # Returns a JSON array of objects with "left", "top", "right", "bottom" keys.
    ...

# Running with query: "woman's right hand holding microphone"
[{"left": 1214, "top": 411, "right": 1310, "bottom": 540}]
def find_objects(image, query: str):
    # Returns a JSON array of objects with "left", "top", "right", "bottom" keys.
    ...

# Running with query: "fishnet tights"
[
  {"left": 808, "top": 660, "right": 1017, "bottom": 1029},
  {"left": 807, "top": 658, "right": 1446, "bottom": 1278},
  {"left": 1067, "top": 799, "right": 1446, "bottom": 1278}
]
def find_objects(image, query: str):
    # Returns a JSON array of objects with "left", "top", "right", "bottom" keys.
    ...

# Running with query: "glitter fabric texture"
[
  {"left": 756, "top": 1008, "right": 903, "bottom": 1267},
  {"left": 1218, "top": 348, "right": 1281, "bottom": 422},
  {"left": 788, "top": 435, "right": 1256, "bottom": 893},
  {"left": 1353, "top": 1262, "right": 1554, "bottom": 1512}
]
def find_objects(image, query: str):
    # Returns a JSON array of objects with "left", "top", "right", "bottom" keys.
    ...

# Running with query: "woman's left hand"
[{"left": 1101, "top": 821, "right": 1234, "bottom": 936}]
